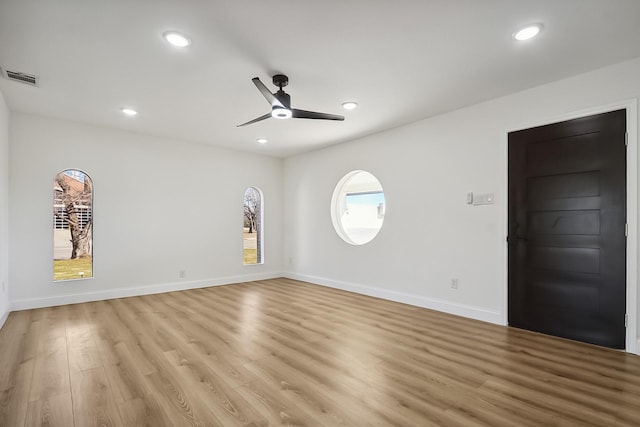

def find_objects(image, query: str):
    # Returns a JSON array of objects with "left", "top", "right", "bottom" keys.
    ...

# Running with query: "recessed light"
[
  {"left": 121, "top": 108, "right": 138, "bottom": 116},
  {"left": 257, "top": 138, "right": 268, "bottom": 144},
  {"left": 163, "top": 31, "right": 191, "bottom": 47},
  {"left": 513, "top": 24, "right": 542, "bottom": 41},
  {"left": 342, "top": 101, "right": 358, "bottom": 110}
]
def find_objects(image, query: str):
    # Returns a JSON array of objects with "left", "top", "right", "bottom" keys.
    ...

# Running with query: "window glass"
[
  {"left": 243, "top": 187, "right": 263, "bottom": 264},
  {"left": 331, "top": 171, "right": 386, "bottom": 245},
  {"left": 53, "top": 169, "right": 93, "bottom": 280}
]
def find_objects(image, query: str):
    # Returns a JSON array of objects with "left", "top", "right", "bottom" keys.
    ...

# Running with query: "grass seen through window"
[{"left": 54, "top": 257, "right": 93, "bottom": 281}]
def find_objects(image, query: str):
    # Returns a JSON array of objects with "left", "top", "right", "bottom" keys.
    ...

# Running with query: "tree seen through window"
[
  {"left": 243, "top": 187, "right": 263, "bottom": 264},
  {"left": 53, "top": 169, "right": 93, "bottom": 280}
]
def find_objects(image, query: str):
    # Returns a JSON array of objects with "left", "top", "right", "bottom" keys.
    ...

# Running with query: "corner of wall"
[
  {"left": 0, "top": 89, "right": 9, "bottom": 329},
  {"left": 0, "top": 308, "right": 8, "bottom": 330}
]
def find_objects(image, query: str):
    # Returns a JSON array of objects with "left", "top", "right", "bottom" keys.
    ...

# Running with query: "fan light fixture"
[
  {"left": 121, "top": 108, "right": 138, "bottom": 116},
  {"left": 163, "top": 31, "right": 191, "bottom": 47},
  {"left": 271, "top": 107, "right": 292, "bottom": 119},
  {"left": 342, "top": 101, "right": 358, "bottom": 110},
  {"left": 513, "top": 24, "right": 542, "bottom": 41},
  {"left": 238, "top": 75, "right": 344, "bottom": 127}
]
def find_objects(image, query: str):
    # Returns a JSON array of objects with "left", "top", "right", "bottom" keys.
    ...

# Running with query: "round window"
[{"left": 331, "top": 170, "right": 386, "bottom": 245}]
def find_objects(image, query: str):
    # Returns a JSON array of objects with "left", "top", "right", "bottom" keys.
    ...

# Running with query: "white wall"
[
  {"left": 283, "top": 57, "right": 640, "bottom": 351},
  {"left": 9, "top": 114, "right": 283, "bottom": 309},
  {"left": 5, "top": 59, "right": 640, "bottom": 352},
  {"left": 0, "top": 91, "right": 9, "bottom": 328}
]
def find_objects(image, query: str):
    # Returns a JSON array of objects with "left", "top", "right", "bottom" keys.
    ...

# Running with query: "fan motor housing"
[{"left": 272, "top": 74, "right": 289, "bottom": 88}]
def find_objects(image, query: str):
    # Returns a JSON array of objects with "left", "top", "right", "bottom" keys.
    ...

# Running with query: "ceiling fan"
[{"left": 237, "top": 74, "right": 344, "bottom": 127}]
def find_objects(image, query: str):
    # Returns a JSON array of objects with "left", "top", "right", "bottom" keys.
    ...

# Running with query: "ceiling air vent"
[{"left": 1, "top": 68, "right": 39, "bottom": 87}]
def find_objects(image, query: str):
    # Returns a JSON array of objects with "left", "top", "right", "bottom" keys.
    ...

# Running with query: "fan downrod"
[{"left": 272, "top": 74, "right": 289, "bottom": 89}]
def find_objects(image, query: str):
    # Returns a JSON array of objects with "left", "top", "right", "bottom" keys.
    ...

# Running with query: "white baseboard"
[
  {"left": 10, "top": 271, "right": 283, "bottom": 311},
  {"left": 284, "top": 272, "right": 503, "bottom": 325}
]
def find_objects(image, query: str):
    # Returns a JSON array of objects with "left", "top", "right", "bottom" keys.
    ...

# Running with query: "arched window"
[
  {"left": 243, "top": 187, "right": 263, "bottom": 265},
  {"left": 53, "top": 169, "right": 93, "bottom": 281}
]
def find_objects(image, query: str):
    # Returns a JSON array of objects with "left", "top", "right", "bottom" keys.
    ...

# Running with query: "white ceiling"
[{"left": 1, "top": 1, "right": 640, "bottom": 158}]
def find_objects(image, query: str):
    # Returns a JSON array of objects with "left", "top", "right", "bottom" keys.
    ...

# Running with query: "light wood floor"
[{"left": 1, "top": 278, "right": 640, "bottom": 426}]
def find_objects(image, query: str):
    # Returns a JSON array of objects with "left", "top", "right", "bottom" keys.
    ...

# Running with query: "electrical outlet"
[
  {"left": 1, "top": 281, "right": 4, "bottom": 293},
  {"left": 179, "top": 270, "right": 186, "bottom": 278},
  {"left": 450, "top": 278, "right": 459, "bottom": 289},
  {"left": 289, "top": 257, "right": 293, "bottom": 265}
]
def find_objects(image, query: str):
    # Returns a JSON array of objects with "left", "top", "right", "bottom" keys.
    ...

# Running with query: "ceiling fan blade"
[
  {"left": 252, "top": 77, "right": 284, "bottom": 108},
  {"left": 292, "top": 109, "right": 345, "bottom": 121},
  {"left": 237, "top": 112, "right": 271, "bottom": 127}
]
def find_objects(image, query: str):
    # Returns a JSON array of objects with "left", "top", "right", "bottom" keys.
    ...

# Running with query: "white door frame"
[{"left": 502, "top": 99, "right": 638, "bottom": 354}]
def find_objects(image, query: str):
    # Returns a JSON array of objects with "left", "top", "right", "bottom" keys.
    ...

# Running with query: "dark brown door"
[{"left": 508, "top": 109, "right": 626, "bottom": 349}]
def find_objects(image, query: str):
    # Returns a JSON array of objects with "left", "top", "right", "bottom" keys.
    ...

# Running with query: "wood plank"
[
  {"left": 24, "top": 392, "right": 74, "bottom": 427},
  {"left": 66, "top": 303, "right": 102, "bottom": 373},
  {"left": 162, "top": 349, "right": 267, "bottom": 426},
  {"left": 0, "top": 310, "right": 39, "bottom": 426},
  {"left": 70, "top": 366, "right": 125, "bottom": 427},
  {"left": 235, "top": 380, "right": 314, "bottom": 426},
  {"left": 0, "top": 279, "right": 639, "bottom": 426},
  {"left": 28, "top": 306, "right": 71, "bottom": 403}
]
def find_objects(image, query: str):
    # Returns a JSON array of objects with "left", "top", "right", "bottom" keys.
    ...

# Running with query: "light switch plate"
[{"left": 472, "top": 192, "right": 494, "bottom": 205}]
